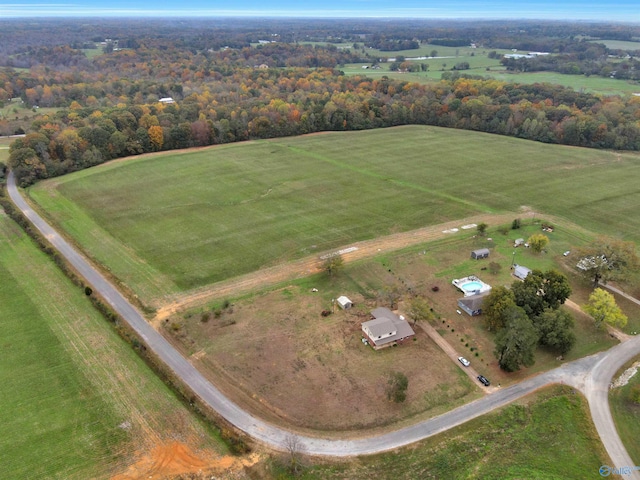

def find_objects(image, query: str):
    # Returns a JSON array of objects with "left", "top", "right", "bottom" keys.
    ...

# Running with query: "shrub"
[
  {"left": 386, "top": 371, "right": 409, "bottom": 403},
  {"left": 84, "top": 286, "right": 93, "bottom": 296}
]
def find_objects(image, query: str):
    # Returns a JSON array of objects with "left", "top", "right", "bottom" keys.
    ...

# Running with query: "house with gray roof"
[
  {"left": 458, "top": 292, "right": 489, "bottom": 316},
  {"left": 361, "top": 307, "right": 415, "bottom": 350},
  {"left": 513, "top": 264, "right": 532, "bottom": 280}
]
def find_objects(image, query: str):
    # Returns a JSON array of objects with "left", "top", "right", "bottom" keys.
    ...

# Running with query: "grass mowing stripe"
[
  {"left": 279, "top": 142, "right": 494, "bottom": 213},
  {"left": 0, "top": 213, "right": 228, "bottom": 478},
  {"left": 29, "top": 126, "right": 640, "bottom": 304},
  {"left": 0, "top": 241, "right": 125, "bottom": 479}
]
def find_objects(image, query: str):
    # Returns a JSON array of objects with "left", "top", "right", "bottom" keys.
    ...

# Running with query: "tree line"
[{"left": 8, "top": 65, "right": 640, "bottom": 186}]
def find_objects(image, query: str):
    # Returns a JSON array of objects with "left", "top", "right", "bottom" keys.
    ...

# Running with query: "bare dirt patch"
[
  {"left": 111, "top": 442, "right": 258, "bottom": 479},
  {"left": 167, "top": 278, "right": 477, "bottom": 433}
]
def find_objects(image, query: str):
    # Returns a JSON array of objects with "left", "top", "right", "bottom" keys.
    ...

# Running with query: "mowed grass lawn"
[
  {"left": 29, "top": 126, "right": 640, "bottom": 302},
  {"left": 0, "top": 213, "right": 226, "bottom": 478}
]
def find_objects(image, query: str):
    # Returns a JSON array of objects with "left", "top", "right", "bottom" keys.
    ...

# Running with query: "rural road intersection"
[{"left": 7, "top": 172, "right": 640, "bottom": 476}]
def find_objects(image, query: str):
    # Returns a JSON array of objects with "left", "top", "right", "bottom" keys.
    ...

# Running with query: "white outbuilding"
[{"left": 337, "top": 296, "right": 354, "bottom": 310}]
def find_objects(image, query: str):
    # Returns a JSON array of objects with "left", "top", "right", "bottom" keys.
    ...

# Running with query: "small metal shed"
[
  {"left": 337, "top": 296, "right": 353, "bottom": 310},
  {"left": 513, "top": 265, "right": 532, "bottom": 280},
  {"left": 471, "top": 248, "right": 490, "bottom": 260}
]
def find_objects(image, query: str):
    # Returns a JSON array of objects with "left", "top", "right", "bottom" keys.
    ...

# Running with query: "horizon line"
[{"left": 0, "top": 11, "right": 638, "bottom": 23}]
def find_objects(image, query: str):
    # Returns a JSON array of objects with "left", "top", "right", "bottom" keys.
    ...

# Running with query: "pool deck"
[{"left": 452, "top": 276, "right": 492, "bottom": 297}]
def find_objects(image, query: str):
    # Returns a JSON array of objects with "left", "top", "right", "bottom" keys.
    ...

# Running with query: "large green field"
[
  {"left": 588, "top": 39, "right": 640, "bottom": 51},
  {"left": 0, "top": 211, "right": 226, "bottom": 478},
  {"left": 340, "top": 42, "right": 640, "bottom": 96},
  {"left": 341, "top": 63, "right": 640, "bottom": 96},
  {"left": 29, "top": 126, "right": 640, "bottom": 303}
]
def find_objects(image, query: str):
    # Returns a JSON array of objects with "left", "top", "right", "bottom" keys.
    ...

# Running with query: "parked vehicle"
[
  {"left": 458, "top": 356, "right": 470, "bottom": 367},
  {"left": 477, "top": 375, "right": 490, "bottom": 386}
]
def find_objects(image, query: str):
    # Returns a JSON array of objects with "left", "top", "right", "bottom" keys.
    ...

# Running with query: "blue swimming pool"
[
  {"left": 461, "top": 281, "right": 483, "bottom": 292},
  {"left": 452, "top": 276, "right": 492, "bottom": 296}
]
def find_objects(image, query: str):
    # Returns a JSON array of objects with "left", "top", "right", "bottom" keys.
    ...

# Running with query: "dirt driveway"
[{"left": 152, "top": 211, "right": 529, "bottom": 326}]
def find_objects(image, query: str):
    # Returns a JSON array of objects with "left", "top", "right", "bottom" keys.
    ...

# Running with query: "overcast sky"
[{"left": 1, "top": 0, "right": 639, "bottom": 21}]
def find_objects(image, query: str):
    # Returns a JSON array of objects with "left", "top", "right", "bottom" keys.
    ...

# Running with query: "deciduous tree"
[
  {"left": 323, "top": 254, "right": 343, "bottom": 278},
  {"left": 527, "top": 233, "right": 549, "bottom": 253},
  {"left": 577, "top": 236, "right": 639, "bottom": 287},
  {"left": 494, "top": 305, "right": 538, "bottom": 372},
  {"left": 386, "top": 371, "right": 409, "bottom": 403},
  {"left": 148, "top": 125, "right": 164, "bottom": 151},
  {"left": 533, "top": 308, "right": 576, "bottom": 354},
  {"left": 407, "top": 297, "right": 433, "bottom": 325},
  {"left": 482, "top": 285, "right": 516, "bottom": 332},
  {"left": 284, "top": 434, "right": 306, "bottom": 475},
  {"left": 583, "top": 288, "right": 628, "bottom": 329},
  {"left": 512, "top": 269, "right": 571, "bottom": 317}
]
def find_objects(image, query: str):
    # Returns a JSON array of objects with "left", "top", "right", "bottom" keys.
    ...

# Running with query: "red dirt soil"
[{"left": 111, "top": 442, "right": 257, "bottom": 480}]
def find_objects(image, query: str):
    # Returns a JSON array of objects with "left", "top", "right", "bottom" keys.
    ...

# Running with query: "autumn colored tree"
[
  {"left": 527, "top": 233, "right": 549, "bottom": 253},
  {"left": 583, "top": 288, "right": 628, "bottom": 329},
  {"left": 148, "top": 125, "right": 164, "bottom": 151}
]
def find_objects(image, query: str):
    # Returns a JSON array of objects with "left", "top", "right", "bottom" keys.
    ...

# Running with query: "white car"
[
  {"left": 563, "top": 251, "right": 571, "bottom": 256},
  {"left": 458, "top": 356, "right": 470, "bottom": 367}
]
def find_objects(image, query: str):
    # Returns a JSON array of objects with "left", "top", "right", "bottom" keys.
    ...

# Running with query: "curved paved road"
[{"left": 7, "top": 172, "right": 640, "bottom": 473}]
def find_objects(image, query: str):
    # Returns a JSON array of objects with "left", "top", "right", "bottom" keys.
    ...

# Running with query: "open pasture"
[
  {"left": 0, "top": 213, "right": 228, "bottom": 478},
  {"left": 342, "top": 63, "right": 640, "bottom": 96},
  {"left": 292, "top": 387, "right": 609, "bottom": 479},
  {"left": 588, "top": 39, "right": 640, "bottom": 51},
  {"left": 29, "top": 126, "right": 640, "bottom": 304},
  {"left": 0, "top": 136, "right": 11, "bottom": 163}
]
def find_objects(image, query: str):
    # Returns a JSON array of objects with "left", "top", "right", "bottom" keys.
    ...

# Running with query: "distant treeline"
[
  {"left": 9, "top": 67, "right": 640, "bottom": 186},
  {"left": 3, "top": 18, "right": 640, "bottom": 186}
]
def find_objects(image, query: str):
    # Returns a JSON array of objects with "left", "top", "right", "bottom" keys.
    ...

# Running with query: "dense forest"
[{"left": 1, "top": 18, "right": 640, "bottom": 186}]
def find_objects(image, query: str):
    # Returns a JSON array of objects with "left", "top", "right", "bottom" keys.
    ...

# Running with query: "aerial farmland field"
[
  {"left": 0, "top": 213, "right": 229, "bottom": 479},
  {"left": 28, "top": 126, "right": 640, "bottom": 306}
]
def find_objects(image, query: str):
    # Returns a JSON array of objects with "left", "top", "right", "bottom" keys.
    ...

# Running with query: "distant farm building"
[
  {"left": 513, "top": 265, "right": 532, "bottom": 280},
  {"left": 361, "top": 307, "right": 415, "bottom": 350},
  {"left": 471, "top": 248, "right": 490, "bottom": 260},
  {"left": 458, "top": 292, "right": 489, "bottom": 316},
  {"left": 337, "top": 296, "right": 353, "bottom": 310}
]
